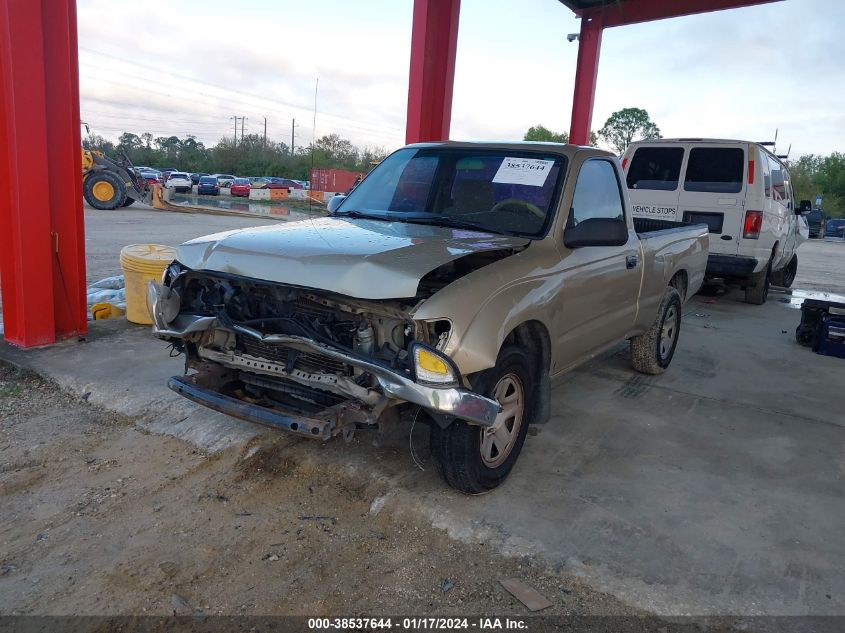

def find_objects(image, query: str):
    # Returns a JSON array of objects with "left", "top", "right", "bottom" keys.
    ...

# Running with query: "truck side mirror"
[
  {"left": 327, "top": 194, "right": 347, "bottom": 214},
  {"left": 799, "top": 200, "right": 812, "bottom": 214},
  {"left": 564, "top": 217, "right": 628, "bottom": 248}
]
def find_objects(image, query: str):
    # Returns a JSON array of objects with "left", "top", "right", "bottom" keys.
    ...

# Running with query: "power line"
[
  {"left": 79, "top": 71, "right": 400, "bottom": 144},
  {"left": 79, "top": 48, "right": 403, "bottom": 135}
]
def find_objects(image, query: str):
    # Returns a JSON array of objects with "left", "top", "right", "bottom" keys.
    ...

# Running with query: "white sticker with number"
[{"left": 492, "top": 157, "right": 555, "bottom": 187}]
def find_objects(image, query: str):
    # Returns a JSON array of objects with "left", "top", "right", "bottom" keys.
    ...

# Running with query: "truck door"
[
  {"left": 624, "top": 145, "right": 685, "bottom": 221},
  {"left": 554, "top": 159, "right": 642, "bottom": 371},
  {"left": 677, "top": 144, "right": 747, "bottom": 258}
]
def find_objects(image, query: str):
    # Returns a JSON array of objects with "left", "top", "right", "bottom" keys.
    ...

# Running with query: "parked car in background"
[
  {"left": 622, "top": 138, "right": 807, "bottom": 303},
  {"left": 158, "top": 167, "right": 179, "bottom": 179},
  {"left": 190, "top": 172, "right": 210, "bottom": 185},
  {"left": 805, "top": 208, "right": 825, "bottom": 238},
  {"left": 197, "top": 175, "right": 220, "bottom": 196},
  {"left": 230, "top": 178, "right": 251, "bottom": 197},
  {"left": 165, "top": 172, "right": 193, "bottom": 193},
  {"left": 139, "top": 170, "right": 162, "bottom": 185},
  {"left": 149, "top": 141, "right": 709, "bottom": 493},
  {"left": 824, "top": 218, "right": 845, "bottom": 239},
  {"left": 264, "top": 178, "right": 302, "bottom": 190},
  {"left": 213, "top": 174, "right": 236, "bottom": 187},
  {"left": 247, "top": 177, "right": 269, "bottom": 188}
]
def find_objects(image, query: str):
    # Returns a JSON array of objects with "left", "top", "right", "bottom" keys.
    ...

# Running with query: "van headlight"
[{"left": 411, "top": 343, "right": 459, "bottom": 388}]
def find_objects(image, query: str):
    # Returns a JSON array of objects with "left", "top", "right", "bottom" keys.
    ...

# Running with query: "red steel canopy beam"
[
  {"left": 567, "top": 0, "right": 783, "bottom": 144},
  {"left": 568, "top": 13, "right": 603, "bottom": 146},
  {"left": 0, "top": 0, "right": 87, "bottom": 347},
  {"left": 575, "top": 0, "right": 781, "bottom": 28},
  {"left": 405, "top": 0, "right": 461, "bottom": 144}
]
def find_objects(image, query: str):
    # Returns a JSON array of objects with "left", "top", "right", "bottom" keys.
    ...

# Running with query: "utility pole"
[
  {"left": 263, "top": 116, "right": 267, "bottom": 148},
  {"left": 231, "top": 115, "right": 238, "bottom": 143},
  {"left": 241, "top": 117, "right": 247, "bottom": 144},
  {"left": 291, "top": 118, "right": 296, "bottom": 155}
]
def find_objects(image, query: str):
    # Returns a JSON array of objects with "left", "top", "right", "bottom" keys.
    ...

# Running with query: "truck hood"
[{"left": 176, "top": 216, "right": 529, "bottom": 299}]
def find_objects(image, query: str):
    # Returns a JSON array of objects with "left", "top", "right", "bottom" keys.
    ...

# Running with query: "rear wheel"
[
  {"left": 771, "top": 254, "right": 798, "bottom": 288},
  {"left": 83, "top": 171, "right": 125, "bottom": 210},
  {"left": 744, "top": 261, "right": 771, "bottom": 304},
  {"left": 631, "top": 287, "right": 682, "bottom": 375},
  {"left": 430, "top": 345, "right": 532, "bottom": 494}
]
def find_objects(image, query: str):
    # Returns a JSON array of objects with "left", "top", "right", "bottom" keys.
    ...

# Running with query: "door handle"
[{"left": 626, "top": 255, "right": 638, "bottom": 269}]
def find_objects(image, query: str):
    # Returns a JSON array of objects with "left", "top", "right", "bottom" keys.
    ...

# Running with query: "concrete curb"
[{"left": 0, "top": 319, "right": 261, "bottom": 453}]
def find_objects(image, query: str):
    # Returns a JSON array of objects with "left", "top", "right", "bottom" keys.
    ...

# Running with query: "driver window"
[{"left": 569, "top": 159, "right": 625, "bottom": 226}]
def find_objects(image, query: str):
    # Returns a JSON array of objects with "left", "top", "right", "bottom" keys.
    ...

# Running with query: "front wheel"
[
  {"left": 83, "top": 171, "right": 126, "bottom": 210},
  {"left": 630, "top": 286, "right": 682, "bottom": 375},
  {"left": 430, "top": 345, "right": 533, "bottom": 494}
]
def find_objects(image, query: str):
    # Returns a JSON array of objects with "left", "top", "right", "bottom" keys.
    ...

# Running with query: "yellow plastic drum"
[{"left": 119, "top": 244, "right": 176, "bottom": 324}]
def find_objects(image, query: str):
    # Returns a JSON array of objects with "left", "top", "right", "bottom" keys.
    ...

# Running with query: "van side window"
[
  {"left": 626, "top": 147, "right": 684, "bottom": 191},
  {"left": 762, "top": 155, "right": 772, "bottom": 198},
  {"left": 768, "top": 155, "right": 786, "bottom": 202},
  {"left": 569, "top": 160, "right": 625, "bottom": 226},
  {"left": 683, "top": 148, "right": 744, "bottom": 194}
]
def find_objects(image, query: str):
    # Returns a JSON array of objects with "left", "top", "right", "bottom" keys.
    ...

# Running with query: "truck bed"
[{"left": 633, "top": 217, "right": 707, "bottom": 236}]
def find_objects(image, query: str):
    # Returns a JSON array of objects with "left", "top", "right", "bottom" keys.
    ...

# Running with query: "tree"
[
  {"left": 598, "top": 107, "right": 661, "bottom": 154},
  {"left": 524, "top": 125, "right": 568, "bottom": 143}
]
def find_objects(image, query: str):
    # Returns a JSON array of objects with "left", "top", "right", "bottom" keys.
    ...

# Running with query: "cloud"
[{"left": 77, "top": 0, "right": 845, "bottom": 157}]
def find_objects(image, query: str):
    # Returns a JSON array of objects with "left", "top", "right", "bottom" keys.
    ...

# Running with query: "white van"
[{"left": 622, "top": 139, "right": 808, "bottom": 304}]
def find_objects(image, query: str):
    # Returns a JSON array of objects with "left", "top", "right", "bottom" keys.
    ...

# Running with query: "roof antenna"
[{"left": 309, "top": 77, "right": 318, "bottom": 217}]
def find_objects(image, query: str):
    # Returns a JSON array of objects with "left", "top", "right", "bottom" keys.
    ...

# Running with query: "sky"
[{"left": 77, "top": 0, "right": 845, "bottom": 158}]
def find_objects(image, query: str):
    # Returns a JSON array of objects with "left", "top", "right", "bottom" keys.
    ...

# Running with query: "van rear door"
[
  {"left": 677, "top": 144, "right": 747, "bottom": 257},
  {"left": 624, "top": 144, "right": 685, "bottom": 221}
]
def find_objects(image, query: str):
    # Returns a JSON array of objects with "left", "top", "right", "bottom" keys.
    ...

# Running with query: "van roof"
[
  {"left": 627, "top": 138, "right": 785, "bottom": 163},
  {"left": 630, "top": 138, "right": 753, "bottom": 145}
]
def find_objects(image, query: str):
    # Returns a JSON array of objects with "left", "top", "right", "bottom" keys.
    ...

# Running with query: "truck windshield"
[{"left": 334, "top": 148, "right": 567, "bottom": 237}]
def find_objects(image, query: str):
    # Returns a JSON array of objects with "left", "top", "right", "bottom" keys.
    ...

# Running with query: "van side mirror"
[
  {"left": 564, "top": 217, "right": 628, "bottom": 248},
  {"left": 327, "top": 194, "right": 346, "bottom": 214},
  {"left": 798, "top": 200, "right": 812, "bottom": 215}
]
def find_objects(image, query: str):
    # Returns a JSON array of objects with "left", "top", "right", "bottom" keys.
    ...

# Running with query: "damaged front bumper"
[{"left": 148, "top": 282, "right": 501, "bottom": 432}]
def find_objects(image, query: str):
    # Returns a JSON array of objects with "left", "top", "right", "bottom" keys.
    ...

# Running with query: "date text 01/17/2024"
[{"left": 307, "top": 617, "right": 528, "bottom": 630}]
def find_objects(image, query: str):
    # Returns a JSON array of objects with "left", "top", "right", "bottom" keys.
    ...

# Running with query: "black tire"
[
  {"left": 430, "top": 345, "right": 533, "bottom": 494},
  {"left": 771, "top": 254, "right": 798, "bottom": 289},
  {"left": 121, "top": 197, "right": 135, "bottom": 207},
  {"left": 630, "top": 287, "right": 682, "bottom": 375},
  {"left": 83, "top": 171, "right": 125, "bottom": 210},
  {"left": 744, "top": 260, "right": 771, "bottom": 304}
]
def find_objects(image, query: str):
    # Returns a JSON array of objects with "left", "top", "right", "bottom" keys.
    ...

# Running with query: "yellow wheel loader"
[{"left": 81, "top": 148, "right": 151, "bottom": 210}]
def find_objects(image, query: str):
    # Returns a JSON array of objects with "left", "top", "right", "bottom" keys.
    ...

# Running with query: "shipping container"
[{"left": 310, "top": 168, "right": 365, "bottom": 193}]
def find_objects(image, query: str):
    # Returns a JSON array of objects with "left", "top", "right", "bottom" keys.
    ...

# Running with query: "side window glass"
[
  {"left": 768, "top": 155, "right": 786, "bottom": 202},
  {"left": 570, "top": 160, "right": 625, "bottom": 226},
  {"left": 763, "top": 155, "right": 771, "bottom": 198}
]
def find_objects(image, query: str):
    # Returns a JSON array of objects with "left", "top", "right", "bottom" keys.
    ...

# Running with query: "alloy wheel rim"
[
  {"left": 480, "top": 373, "right": 524, "bottom": 468},
  {"left": 659, "top": 305, "right": 678, "bottom": 361}
]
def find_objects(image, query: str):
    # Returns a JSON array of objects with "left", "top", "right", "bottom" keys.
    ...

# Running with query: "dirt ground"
[{"left": 0, "top": 363, "right": 639, "bottom": 618}]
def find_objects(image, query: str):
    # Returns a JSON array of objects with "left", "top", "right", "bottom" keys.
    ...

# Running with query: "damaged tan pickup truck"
[{"left": 149, "top": 142, "right": 708, "bottom": 493}]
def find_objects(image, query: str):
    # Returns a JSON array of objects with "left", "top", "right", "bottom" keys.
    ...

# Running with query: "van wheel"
[
  {"left": 771, "top": 255, "right": 798, "bottom": 288},
  {"left": 630, "top": 286, "right": 682, "bottom": 375},
  {"left": 430, "top": 345, "right": 532, "bottom": 494},
  {"left": 744, "top": 261, "right": 771, "bottom": 304}
]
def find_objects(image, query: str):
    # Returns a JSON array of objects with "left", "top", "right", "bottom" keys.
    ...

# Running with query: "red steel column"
[
  {"left": 569, "top": 13, "right": 603, "bottom": 146},
  {"left": 405, "top": 0, "right": 461, "bottom": 144},
  {"left": 0, "top": 0, "right": 87, "bottom": 347}
]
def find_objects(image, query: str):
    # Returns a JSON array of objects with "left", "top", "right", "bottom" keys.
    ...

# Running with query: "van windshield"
[
  {"left": 626, "top": 147, "right": 684, "bottom": 191},
  {"left": 684, "top": 148, "right": 744, "bottom": 194}
]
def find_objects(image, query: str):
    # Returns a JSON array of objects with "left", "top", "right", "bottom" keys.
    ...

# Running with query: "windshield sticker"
[{"left": 492, "top": 157, "right": 555, "bottom": 187}]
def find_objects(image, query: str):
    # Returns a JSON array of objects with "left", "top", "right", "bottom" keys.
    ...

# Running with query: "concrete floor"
[{"left": 2, "top": 208, "right": 845, "bottom": 616}]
